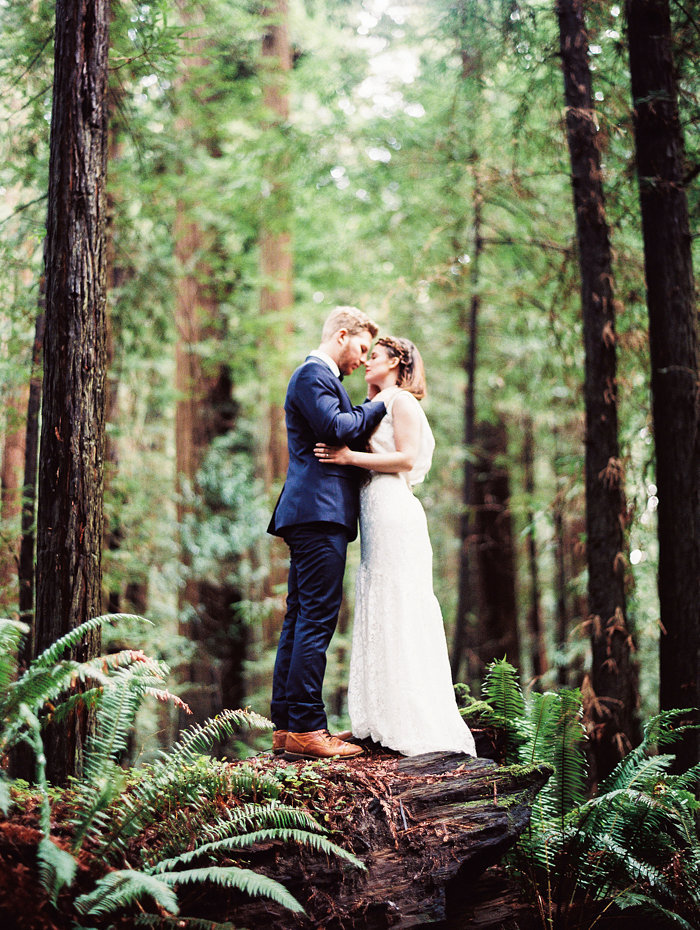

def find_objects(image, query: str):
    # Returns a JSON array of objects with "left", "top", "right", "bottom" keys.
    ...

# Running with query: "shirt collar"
[{"left": 308, "top": 349, "right": 341, "bottom": 379}]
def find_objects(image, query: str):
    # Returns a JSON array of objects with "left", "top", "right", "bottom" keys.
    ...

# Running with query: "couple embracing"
[{"left": 268, "top": 306, "right": 476, "bottom": 761}]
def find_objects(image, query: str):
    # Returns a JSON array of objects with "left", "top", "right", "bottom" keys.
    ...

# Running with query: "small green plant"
[
  {"left": 480, "top": 659, "right": 700, "bottom": 929},
  {"left": 0, "top": 615, "right": 366, "bottom": 928}
]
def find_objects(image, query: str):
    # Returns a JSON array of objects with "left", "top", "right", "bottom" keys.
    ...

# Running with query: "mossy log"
[{"left": 186, "top": 751, "right": 551, "bottom": 929}]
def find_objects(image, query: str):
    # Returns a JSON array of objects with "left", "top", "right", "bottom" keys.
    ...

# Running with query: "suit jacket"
[{"left": 268, "top": 357, "right": 386, "bottom": 540}]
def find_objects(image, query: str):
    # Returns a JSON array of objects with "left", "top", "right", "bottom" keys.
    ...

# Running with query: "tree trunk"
[
  {"left": 35, "top": 0, "right": 110, "bottom": 784},
  {"left": 18, "top": 300, "right": 46, "bottom": 642},
  {"left": 103, "top": 86, "right": 128, "bottom": 616},
  {"left": 523, "top": 417, "right": 548, "bottom": 684},
  {"left": 0, "top": 390, "right": 28, "bottom": 612},
  {"left": 472, "top": 419, "right": 520, "bottom": 675},
  {"left": 260, "top": 0, "right": 293, "bottom": 488},
  {"left": 174, "top": 205, "right": 242, "bottom": 726},
  {"left": 626, "top": 0, "right": 699, "bottom": 771},
  {"left": 557, "top": 0, "right": 639, "bottom": 781},
  {"left": 553, "top": 491, "right": 569, "bottom": 688},
  {"left": 8, "top": 306, "right": 43, "bottom": 785},
  {"left": 173, "top": 8, "right": 247, "bottom": 729},
  {"left": 451, "top": 187, "right": 482, "bottom": 688}
]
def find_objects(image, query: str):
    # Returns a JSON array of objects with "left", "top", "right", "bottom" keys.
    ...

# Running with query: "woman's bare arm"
[{"left": 314, "top": 392, "right": 421, "bottom": 473}]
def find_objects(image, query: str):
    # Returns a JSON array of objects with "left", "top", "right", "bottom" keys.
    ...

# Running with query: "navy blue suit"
[{"left": 269, "top": 357, "right": 386, "bottom": 732}]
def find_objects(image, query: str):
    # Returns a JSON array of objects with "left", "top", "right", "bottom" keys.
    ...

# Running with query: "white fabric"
[
  {"left": 307, "top": 349, "right": 340, "bottom": 377},
  {"left": 348, "top": 389, "right": 476, "bottom": 757}
]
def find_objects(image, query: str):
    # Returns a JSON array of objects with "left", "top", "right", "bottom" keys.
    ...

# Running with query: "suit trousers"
[{"left": 270, "top": 522, "right": 349, "bottom": 733}]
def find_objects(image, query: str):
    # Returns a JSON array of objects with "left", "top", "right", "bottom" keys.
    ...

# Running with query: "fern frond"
[
  {"left": 47, "top": 686, "right": 104, "bottom": 727},
  {"left": 32, "top": 614, "right": 151, "bottom": 669},
  {"left": 0, "top": 618, "right": 29, "bottom": 693},
  {"left": 165, "top": 709, "right": 273, "bottom": 766},
  {"left": 135, "top": 917, "right": 237, "bottom": 930},
  {"left": 151, "top": 827, "right": 366, "bottom": 874},
  {"left": 74, "top": 869, "right": 179, "bottom": 918},
  {"left": 554, "top": 689, "right": 587, "bottom": 817},
  {"left": 523, "top": 691, "right": 560, "bottom": 765},
  {"left": 482, "top": 658, "right": 525, "bottom": 722},
  {"left": 599, "top": 746, "right": 676, "bottom": 796},
  {"left": 527, "top": 690, "right": 587, "bottom": 828},
  {"left": 72, "top": 663, "right": 168, "bottom": 851},
  {"left": 195, "top": 801, "right": 320, "bottom": 841},
  {"left": 595, "top": 835, "right": 675, "bottom": 897},
  {"left": 143, "top": 686, "right": 192, "bottom": 715},
  {"left": 95, "top": 757, "right": 285, "bottom": 862},
  {"left": 37, "top": 837, "right": 78, "bottom": 905},
  {"left": 482, "top": 658, "right": 526, "bottom": 763},
  {"left": 157, "top": 866, "right": 304, "bottom": 914},
  {"left": 141, "top": 800, "right": 319, "bottom": 867},
  {"left": 674, "top": 761, "right": 700, "bottom": 792},
  {"left": 15, "top": 704, "right": 51, "bottom": 836},
  {"left": 615, "top": 893, "right": 698, "bottom": 930}
]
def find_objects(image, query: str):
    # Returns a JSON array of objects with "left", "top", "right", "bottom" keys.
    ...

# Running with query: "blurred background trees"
[{"left": 0, "top": 0, "right": 697, "bottom": 777}]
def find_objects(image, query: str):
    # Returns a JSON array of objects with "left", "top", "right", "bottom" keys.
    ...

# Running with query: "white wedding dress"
[{"left": 348, "top": 389, "right": 476, "bottom": 757}]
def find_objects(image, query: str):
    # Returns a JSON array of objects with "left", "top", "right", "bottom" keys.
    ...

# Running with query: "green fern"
[
  {"left": 514, "top": 700, "right": 700, "bottom": 927},
  {"left": 146, "top": 800, "right": 321, "bottom": 867},
  {"left": 482, "top": 657, "right": 526, "bottom": 722},
  {"left": 482, "top": 657, "right": 527, "bottom": 762},
  {"left": 151, "top": 826, "right": 366, "bottom": 874},
  {"left": 0, "top": 618, "right": 29, "bottom": 691},
  {"left": 0, "top": 774, "right": 11, "bottom": 816},
  {"left": 0, "top": 620, "right": 365, "bottom": 928},
  {"left": 134, "top": 917, "right": 237, "bottom": 929},
  {"left": 74, "top": 869, "right": 179, "bottom": 918},
  {"left": 32, "top": 614, "right": 151, "bottom": 670},
  {"left": 156, "top": 866, "right": 305, "bottom": 914}
]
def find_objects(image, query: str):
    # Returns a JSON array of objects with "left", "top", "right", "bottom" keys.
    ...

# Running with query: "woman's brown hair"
[{"left": 376, "top": 336, "right": 427, "bottom": 400}]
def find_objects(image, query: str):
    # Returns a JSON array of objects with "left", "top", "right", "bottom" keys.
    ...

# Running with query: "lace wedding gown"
[{"left": 348, "top": 389, "right": 476, "bottom": 757}]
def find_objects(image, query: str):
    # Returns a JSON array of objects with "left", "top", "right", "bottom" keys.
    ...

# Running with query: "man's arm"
[{"left": 292, "top": 367, "right": 385, "bottom": 445}]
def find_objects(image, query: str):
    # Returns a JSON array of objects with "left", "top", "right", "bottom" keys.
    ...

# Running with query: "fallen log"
[{"left": 184, "top": 748, "right": 551, "bottom": 928}]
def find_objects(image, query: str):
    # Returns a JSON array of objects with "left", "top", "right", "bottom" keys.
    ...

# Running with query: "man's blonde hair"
[{"left": 322, "top": 306, "right": 379, "bottom": 342}]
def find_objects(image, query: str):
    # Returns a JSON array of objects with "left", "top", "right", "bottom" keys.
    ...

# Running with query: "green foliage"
[
  {"left": 0, "top": 617, "right": 365, "bottom": 926},
  {"left": 479, "top": 661, "right": 699, "bottom": 926},
  {"left": 481, "top": 657, "right": 528, "bottom": 762},
  {"left": 487, "top": 669, "right": 700, "bottom": 930}
]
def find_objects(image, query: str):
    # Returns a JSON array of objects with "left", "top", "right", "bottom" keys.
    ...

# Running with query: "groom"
[{"left": 268, "top": 306, "right": 386, "bottom": 760}]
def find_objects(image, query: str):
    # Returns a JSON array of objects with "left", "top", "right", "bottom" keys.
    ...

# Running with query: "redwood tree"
[
  {"left": 626, "top": 0, "right": 699, "bottom": 771},
  {"left": 35, "top": 0, "right": 110, "bottom": 783},
  {"left": 557, "top": 0, "right": 639, "bottom": 779}
]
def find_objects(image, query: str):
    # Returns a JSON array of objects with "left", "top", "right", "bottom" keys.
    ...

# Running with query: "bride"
[{"left": 315, "top": 336, "right": 475, "bottom": 757}]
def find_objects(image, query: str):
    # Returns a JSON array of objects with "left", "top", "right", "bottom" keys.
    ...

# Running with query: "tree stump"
[{"left": 189, "top": 749, "right": 551, "bottom": 928}]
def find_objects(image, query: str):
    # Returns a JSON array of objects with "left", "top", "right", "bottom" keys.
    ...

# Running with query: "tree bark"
[
  {"left": 557, "top": 0, "right": 639, "bottom": 780},
  {"left": 260, "top": 0, "right": 293, "bottom": 488},
  {"left": 35, "top": 0, "right": 110, "bottom": 784},
  {"left": 0, "top": 389, "right": 28, "bottom": 612},
  {"left": 626, "top": 0, "right": 699, "bottom": 771},
  {"left": 523, "top": 417, "right": 548, "bottom": 684},
  {"left": 451, "top": 188, "right": 482, "bottom": 688},
  {"left": 472, "top": 419, "right": 520, "bottom": 675},
  {"left": 173, "top": 7, "right": 247, "bottom": 730},
  {"left": 18, "top": 305, "right": 45, "bottom": 643}
]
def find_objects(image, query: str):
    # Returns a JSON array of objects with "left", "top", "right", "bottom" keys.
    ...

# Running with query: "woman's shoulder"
[
  {"left": 389, "top": 389, "right": 421, "bottom": 411},
  {"left": 387, "top": 389, "right": 424, "bottom": 424}
]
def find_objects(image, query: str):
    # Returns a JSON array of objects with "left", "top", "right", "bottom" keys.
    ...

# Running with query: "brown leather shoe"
[
  {"left": 272, "top": 730, "right": 288, "bottom": 754},
  {"left": 285, "top": 729, "right": 364, "bottom": 760}
]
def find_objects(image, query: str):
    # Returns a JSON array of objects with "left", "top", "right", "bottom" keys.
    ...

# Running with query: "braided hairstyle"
[{"left": 376, "top": 336, "right": 427, "bottom": 400}]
